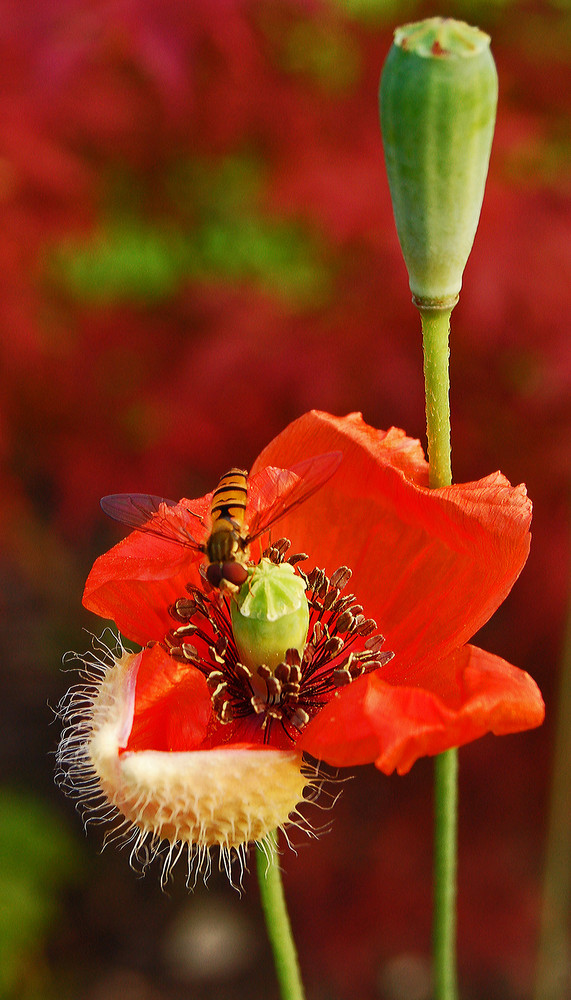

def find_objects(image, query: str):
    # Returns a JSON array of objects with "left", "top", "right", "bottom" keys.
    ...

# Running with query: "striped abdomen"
[{"left": 207, "top": 468, "right": 248, "bottom": 564}]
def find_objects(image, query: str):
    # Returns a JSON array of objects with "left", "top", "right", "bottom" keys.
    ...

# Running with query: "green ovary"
[{"left": 230, "top": 559, "right": 310, "bottom": 672}]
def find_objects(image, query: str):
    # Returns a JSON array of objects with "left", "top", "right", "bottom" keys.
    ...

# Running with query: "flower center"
[{"left": 164, "top": 539, "right": 394, "bottom": 744}]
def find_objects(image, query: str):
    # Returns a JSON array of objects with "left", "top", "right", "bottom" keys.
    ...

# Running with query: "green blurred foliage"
[
  {"left": 0, "top": 790, "right": 80, "bottom": 997},
  {"left": 331, "top": 0, "right": 571, "bottom": 28},
  {"left": 331, "top": 0, "right": 418, "bottom": 25},
  {"left": 50, "top": 155, "right": 331, "bottom": 309},
  {"left": 280, "top": 18, "right": 362, "bottom": 90},
  {"left": 50, "top": 223, "right": 185, "bottom": 305}
]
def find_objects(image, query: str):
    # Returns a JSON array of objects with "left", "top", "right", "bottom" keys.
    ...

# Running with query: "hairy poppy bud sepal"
[{"left": 57, "top": 641, "right": 308, "bottom": 886}]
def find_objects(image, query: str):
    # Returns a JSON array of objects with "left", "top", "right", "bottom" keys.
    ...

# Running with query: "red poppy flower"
[
  {"left": 59, "top": 410, "right": 543, "bottom": 880},
  {"left": 252, "top": 411, "right": 544, "bottom": 772}
]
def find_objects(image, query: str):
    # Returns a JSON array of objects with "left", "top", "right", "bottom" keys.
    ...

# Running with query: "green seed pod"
[
  {"left": 230, "top": 559, "right": 309, "bottom": 672},
  {"left": 379, "top": 17, "right": 498, "bottom": 308}
]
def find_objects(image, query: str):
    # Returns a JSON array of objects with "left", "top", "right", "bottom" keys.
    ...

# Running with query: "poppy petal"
[
  {"left": 125, "top": 643, "right": 212, "bottom": 753},
  {"left": 299, "top": 643, "right": 544, "bottom": 774},
  {"left": 252, "top": 410, "right": 430, "bottom": 486},
  {"left": 83, "top": 497, "right": 208, "bottom": 644},
  {"left": 253, "top": 410, "right": 532, "bottom": 677}
]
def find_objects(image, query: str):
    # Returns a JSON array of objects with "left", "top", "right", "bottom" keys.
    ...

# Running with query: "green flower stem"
[
  {"left": 256, "top": 830, "right": 306, "bottom": 1000},
  {"left": 421, "top": 303, "right": 458, "bottom": 1000},
  {"left": 433, "top": 748, "right": 459, "bottom": 1000},
  {"left": 420, "top": 305, "right": 453, "bottom": 490},
  {"left": 534, "top": 555, "right": 571, "bottom": 1000}
]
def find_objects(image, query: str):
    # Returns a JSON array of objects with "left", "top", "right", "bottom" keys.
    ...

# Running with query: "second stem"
[{"left": 420, "top": 304, "right": 458, "bottom": 1000}]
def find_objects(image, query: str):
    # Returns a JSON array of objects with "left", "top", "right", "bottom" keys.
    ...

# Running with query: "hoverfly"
[{"left": 100, "top": 451, "right": 342, "bottom": 591}]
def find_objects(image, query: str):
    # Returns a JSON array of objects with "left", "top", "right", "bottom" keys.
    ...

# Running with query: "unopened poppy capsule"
[{"left": 379, "top": 17, "right": 498, "bottom": 309}]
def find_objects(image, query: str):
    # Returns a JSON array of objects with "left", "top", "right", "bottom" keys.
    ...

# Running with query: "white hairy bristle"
[{"left": 55, "top": 636, "right": 321, "bottom": 888}]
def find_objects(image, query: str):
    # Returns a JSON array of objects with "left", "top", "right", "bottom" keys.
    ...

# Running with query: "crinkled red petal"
[
  {"left": 83, "top": 496, "right": 208, "bottom": 644},
  {"left": 254, "top": 410, "right": 532, "bottom": 678},
  {"left": 299, "top": 644, "right": 544, "bottom": 773}
]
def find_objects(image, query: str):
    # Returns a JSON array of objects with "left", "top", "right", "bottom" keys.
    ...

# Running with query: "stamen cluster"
[{"left": 165, "top": 539, "right": 394, "bottom": 743}]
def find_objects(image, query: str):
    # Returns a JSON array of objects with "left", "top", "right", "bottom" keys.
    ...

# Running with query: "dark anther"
[
  {"left": 330, "top": 566, "right": 352, "bottom": 590},
  {"left": 235, "top": 663, "right": 253, "bottom": 681},
  {"left": 306, "top": 567, "right": 324, "bottom": 590},
  {"left": 312, "top": 621, "right": 324, "bottom": 644},
  {"left": 323, "top": 588, "right": 340, "bottom": 611},
  {"left": 376, "top": 650, "right": 395, "bottom": 668},
  {"left": 323, "top": 636, "right": 344, "bottom": 656},
  {"left": 365, "top": 633, "right": 384, "bottom": 651},
  {"left": 356, "top": 618, "right": 377, "bottom": 636},
  {"left": 263, "top": 538, "right": 291, "bottom": 563},
  {"left": 170, "top": 598, "right": 197, "bottom": 621},
  {"left": 360, "top": 659, "right": 384, "bottom": 672},
  {"left": 207, "top": 646, "right": 225, "bottom": 667},
  {"left": 302, "top": 645, "right": 315, "bottom": 666},
  {"left": 336, "top": 611, "right": 355, "bottom": 633},
  {"left": 274, "top": 662, "right": 291, "bottom": 682},
  {"left": 285, "top": 648, "right": 301, "bottom": 666},
  {"left": 266, "top": 676, "right": 281, "bottom": 698},
  {"left": 214, "top": 634, "right": 228, "bottom": 656},
  {"left": 176, "top": 623, "right": 200, "bottom": 638},
  {"left": 181, "top": 643, "right": 201, "bottom": 663},
  {"left": 335, "top": 594, "right": 357, "bottom": 614},
  {"left": 288, "top": 552, "right": 308, "bottom": 565}
]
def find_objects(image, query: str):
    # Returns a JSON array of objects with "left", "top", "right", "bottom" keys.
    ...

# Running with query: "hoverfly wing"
[
  {"left": 100, "top": 493, "right": 204, "bottom": 550},
  {"left": 246, "top": 451, "right": 342, "bottom": 542}
]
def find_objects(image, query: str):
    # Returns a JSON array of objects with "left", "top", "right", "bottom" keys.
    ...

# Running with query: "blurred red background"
[{"left": 0, "top": 0, "right": 568, "bottom": 997}]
